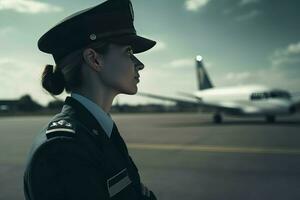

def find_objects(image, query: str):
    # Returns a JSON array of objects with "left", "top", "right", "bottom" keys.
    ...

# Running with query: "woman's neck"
[{"left": 73, "top": 85, "right": 118, "bottom": 113}]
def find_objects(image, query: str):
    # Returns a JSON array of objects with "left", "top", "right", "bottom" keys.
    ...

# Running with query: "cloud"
[
  {"left": 220, "top": 42, "right": 300, "bottom": 88},
  {"left": 204, "top": 61, "right": 213, "bottom": 69},
  {"left": 134, "top": 64, "right": 197, "bottom": 104},
  {"left": 150, "top": 40, "right": 167, "bottom": 52},
  {"left": 166, "top": 57, "right": 213, "bottom": 69},
  {"left": 235, "top": 9, "right": 261, "bottom": 21},
  {"left": 0, "top": 27, "right": 15, "bottom": 36},
  {"left": 224, "top": 0, "right": 262, "bottom": 19},
  {"left": 0, "top": 57, "right": 54, "bottom": 105},
  {"left": 225, "top": 71, "right": 251, "bottom": 82},
  {"left": 218, "top": 43, "right": 300, "bottom": 90},
  {"left": 219, "top": 67, "right": 300, "bottom": 91},
  {"left": 0, "top": 58, "right": 17, "bottom": 66},
  {"left": 285, "top": 42, "right": 300, "bottom": 54},
  {"left": 169, "top": 58, "right": 194, "bottom": 68},
  {"left": 185, "top": 0, "right": 210, "bottom": 12},
  {"left": 271, "top": 41, "right": 300, "bottom": 68},
  {"left": 0, "top": 0, "right": 63, "bottom": 14},
  {"left": 239, "top": 0, "right": 261, "bottom": 6}
]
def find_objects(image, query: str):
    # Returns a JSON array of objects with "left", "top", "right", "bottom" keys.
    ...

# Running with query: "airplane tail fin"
[{"left": 196, "top": 56, "right": 213, "bottom": 90}]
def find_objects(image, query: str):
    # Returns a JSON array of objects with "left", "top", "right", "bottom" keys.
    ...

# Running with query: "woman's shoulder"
[
  {"left": 25, "top": 113, "right": 80, "bottom": 158},
  {"left": 24, "top": 110, "right": 104, "bottom": 172},
  {"left": 35, "top": 113, "right": 78, "bottom": 146},
  {"left": 24, "top": 122, "right": 96, "bottom": 196},
  {"left": 24, "top": 114, "right": 93, "bottom": 173},
  {"left": 45, "top": 117, "right": 77, "bottom": 139}
]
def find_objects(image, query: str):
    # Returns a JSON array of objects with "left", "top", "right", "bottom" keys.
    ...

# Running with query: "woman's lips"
[{"left": 134, "top": 74, "right": 140, "bottom": 82}]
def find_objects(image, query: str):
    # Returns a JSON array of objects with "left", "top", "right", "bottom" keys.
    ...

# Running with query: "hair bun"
[{"left": 41, "top": 64, "right": 65, "bottom": 95}]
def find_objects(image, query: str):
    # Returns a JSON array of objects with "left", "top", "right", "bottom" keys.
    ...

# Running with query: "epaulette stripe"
[
  {"left": 107, "top": 168, "right": 132, "bottom": 198},
  {"left": 46, "top": 128, "right": 75, "bottom": 134}
]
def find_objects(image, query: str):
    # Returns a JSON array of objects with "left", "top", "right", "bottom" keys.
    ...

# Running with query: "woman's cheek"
[
  {"left": 119, "top": 62, "right": 133, "bottom": 81},
  {"left": 113, "top": 67, "right": 130, "bottom": 88}
]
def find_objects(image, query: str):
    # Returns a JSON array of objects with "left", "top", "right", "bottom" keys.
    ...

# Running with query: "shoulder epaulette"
[{"left": 46, "top": 119, "right": 76, "bottom": 139}]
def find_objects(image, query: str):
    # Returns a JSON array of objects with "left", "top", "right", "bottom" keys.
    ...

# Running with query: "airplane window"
[
  {"left": 250, "top": 93, "right": 257, "bottom": 100},
  {"left": 250, "top": 92, "right": 266, "bottom": 100},
  {"left": 270, "top": 90, "right": 291, "bottom": 99},
  {"left": 263, "top": 92, "right": 270, "bottom": 98},
  {"left": 251, "top": 90, "right": 291, "bottom": 100}
]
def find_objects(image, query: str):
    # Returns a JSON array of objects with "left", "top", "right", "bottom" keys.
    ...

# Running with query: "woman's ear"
[{"left": 82, "top": 48, "right": 103, "bottom": 71}]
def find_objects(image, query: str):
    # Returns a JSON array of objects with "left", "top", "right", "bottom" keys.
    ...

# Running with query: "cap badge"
[{"left": 89, "top": 34, "right": 97, "bottom": 40}]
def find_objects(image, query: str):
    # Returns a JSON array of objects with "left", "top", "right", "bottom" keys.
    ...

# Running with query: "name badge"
[{"left": 107, "top": 168, "right": 132, "bottom": 198}]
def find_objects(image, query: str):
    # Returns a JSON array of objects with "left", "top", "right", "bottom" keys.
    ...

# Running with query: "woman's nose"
[{"left": 132, "top": 55, "right": 144, "bottom": 70}]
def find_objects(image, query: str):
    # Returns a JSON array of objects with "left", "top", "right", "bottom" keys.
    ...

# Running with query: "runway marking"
[{"left": 127, "top": 143, "right": 300, "bottom": 155}]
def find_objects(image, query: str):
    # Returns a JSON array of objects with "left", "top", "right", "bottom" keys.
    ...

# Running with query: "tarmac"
[{"left": 1, "top": 112, "right": 300, "bottom": 200}]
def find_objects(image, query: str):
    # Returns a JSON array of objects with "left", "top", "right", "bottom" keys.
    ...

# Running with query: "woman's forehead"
[{"left": 110, "top": 44, "right": 132, "bottom": 51}]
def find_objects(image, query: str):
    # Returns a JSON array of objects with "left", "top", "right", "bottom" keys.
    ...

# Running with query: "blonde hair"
[{"left": 41, "top": 42, "right": 110, "bottom": 96}]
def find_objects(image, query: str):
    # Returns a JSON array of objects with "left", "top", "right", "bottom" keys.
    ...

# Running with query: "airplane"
[{"left": 137, "top": 55, "right": 300, "bottom": 123}]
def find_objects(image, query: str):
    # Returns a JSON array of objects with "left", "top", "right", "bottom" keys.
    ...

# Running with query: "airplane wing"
[
  {"left": 176, "top": 91, "right": 200, "bottom": 100},
  {"left": 137, "top": 92, "right": 199, "bottom": 106},
  {"left": 137, "top": 92, "right": 243, "bottom": 114}
]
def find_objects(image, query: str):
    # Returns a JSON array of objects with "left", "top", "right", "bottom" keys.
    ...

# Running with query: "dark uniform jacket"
[{"left": 23, "top": 96, "right": 157, "bottom": 200}]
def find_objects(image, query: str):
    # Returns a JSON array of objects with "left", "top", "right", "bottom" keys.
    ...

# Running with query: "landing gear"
[
  {"left": 213, "top": 113, "right": 223, "bottom": 123},
  {"left": 265, "top": 115, "right": 276, "bottom": 123}
]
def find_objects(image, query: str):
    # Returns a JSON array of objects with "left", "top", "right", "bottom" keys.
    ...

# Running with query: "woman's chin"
[{"left": 122, "top": 85, "right": 138, "bottom": 95}]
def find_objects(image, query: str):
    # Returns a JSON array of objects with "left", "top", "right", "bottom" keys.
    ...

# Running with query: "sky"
[{"left": 0, "top": 0, "right": 299, "bottom": 106}]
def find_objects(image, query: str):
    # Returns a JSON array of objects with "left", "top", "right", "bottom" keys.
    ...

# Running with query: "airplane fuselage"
[{"left": 194, "top": 85, "right": 296, "bottom": 116}]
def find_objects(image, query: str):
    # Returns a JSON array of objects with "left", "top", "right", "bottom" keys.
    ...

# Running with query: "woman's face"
[{"left": 100, "top": 44, "right": 144, "bottom": 95}]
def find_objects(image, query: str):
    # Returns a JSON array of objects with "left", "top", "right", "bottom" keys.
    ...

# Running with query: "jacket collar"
[
  {"left": 63, "top": 96, "right": 111, "bottom": 141},
  {"left": 71, "top": 93, "right": 113, "bottom": 138}
]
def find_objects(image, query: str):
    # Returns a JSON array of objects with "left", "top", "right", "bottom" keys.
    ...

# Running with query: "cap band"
[{"left": 89, "top": 28, "right": 136, "bottom": 41}]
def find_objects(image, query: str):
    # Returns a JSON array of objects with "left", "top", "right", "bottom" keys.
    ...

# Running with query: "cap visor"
[{"left": 110, "top": 35, "right": 156, "bottom": 53}]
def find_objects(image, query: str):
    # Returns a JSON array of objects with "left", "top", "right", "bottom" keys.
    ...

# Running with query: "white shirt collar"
[{"left": 71, "top": 92, "right": 114, "bottom": 138}]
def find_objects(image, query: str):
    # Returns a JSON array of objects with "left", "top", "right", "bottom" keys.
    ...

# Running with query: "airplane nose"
[{"left": 289, "top": 105, "right": 297, "bottom": 114}]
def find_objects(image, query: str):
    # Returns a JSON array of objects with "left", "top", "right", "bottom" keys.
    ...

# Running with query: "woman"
[{"left": 23, "top": 0, "right": 157, "bottom": 199}]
